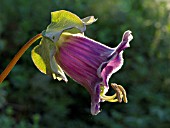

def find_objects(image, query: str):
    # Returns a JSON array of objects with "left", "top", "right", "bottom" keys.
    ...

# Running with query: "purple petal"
[
  {"left": 55, "top": 33, "right": 112, "bottom": 94},
  {"left": 55, "top": 31, "right": 133, "bottom": 115},
  {"left": 91, "top": 84, "right": 101, "bottom": 115},
  {"left": 100, "top": 52, "right": 124, "bottom": 87},
  {"left": 98, "top": 30, "right": 133, "bottom": 87},
  {"left": 116, "top": 30, "right": 133, "bottom": 53}
]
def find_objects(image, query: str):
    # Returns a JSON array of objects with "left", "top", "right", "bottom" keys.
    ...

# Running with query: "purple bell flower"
[
  {"left": 30, "top": 10, "right": 132, "bottom": 115},
  {"left": 55, "top": 30, "right": 133, "bottom": 115},
  {"left": 0, "top": 10, "right": 133, "bottom": 115}
]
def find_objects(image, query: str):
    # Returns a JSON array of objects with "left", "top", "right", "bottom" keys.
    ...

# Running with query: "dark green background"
[{"left": 0, "top": 0, "right": 170, "bottom": 128}]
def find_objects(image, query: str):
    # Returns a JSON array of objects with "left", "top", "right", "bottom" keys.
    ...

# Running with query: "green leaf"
[
  {"left": 31, "top": 37, "right": 67, "bottom": 81},
  {"left": 43, "top": 10, "right": 86, "bottom": 42}
]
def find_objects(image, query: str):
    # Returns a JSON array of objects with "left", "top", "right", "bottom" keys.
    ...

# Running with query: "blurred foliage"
[{"left": 0, "top": 0, "right": 170, "bottom": 128}]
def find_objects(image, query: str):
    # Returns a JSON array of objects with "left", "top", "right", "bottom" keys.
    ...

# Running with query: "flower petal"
[
  {"left": 54, "top": 31, "right": 133, "bottom": 115},
  {"left": 116, "top": 30, "right": 133, "bottom": 53},
  {"left": 55, "top": 33, "right": 115, "bottom": 115},
  {"left": 55, "top": 33, "right": 112, "bottom": 93},
  {"left": 91, "top": 84, "right": 101, "bottom": 115},
  {"left": 98, "top": 30, "right": 133, "bottom": 87}
]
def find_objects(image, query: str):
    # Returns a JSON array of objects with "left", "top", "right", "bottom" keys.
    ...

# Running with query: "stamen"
[
  {"left": 111, "top": 83, "right": 123, "bottom": 102},
  {"left": 100, "top": 83, "right": 128, "bottom": 103},
  {"left": 117, "top": 85, "right": 128, "bottom": 103},
  {"left": 100, "top": 94, "right": 117, "bottom": 100}
]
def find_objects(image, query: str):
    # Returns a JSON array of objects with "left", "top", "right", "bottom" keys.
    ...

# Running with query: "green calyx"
[
  {"left": 31, "top": 10, "right": 97, "bottom": 81},
  {"left": 43, "top": 10, "right": 97, "bottom": 42}
]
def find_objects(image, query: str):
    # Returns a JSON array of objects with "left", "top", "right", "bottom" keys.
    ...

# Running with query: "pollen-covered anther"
[
  {"left": 111, "top": 83, "right": 128, "bottom": 103},
  {"left": 100, "top": 83, "right": 128, "bottom": 103}
]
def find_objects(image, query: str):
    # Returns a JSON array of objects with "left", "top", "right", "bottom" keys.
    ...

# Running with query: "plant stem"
[{"left": 0, "top": 33, "right": 42, "bottom": 84}]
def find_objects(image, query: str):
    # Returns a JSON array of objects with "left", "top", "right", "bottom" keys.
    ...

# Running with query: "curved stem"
[{"left": 0, "top": 33, "right": 42, "bottom": 84}]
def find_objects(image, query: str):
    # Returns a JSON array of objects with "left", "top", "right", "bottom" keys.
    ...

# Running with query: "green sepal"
[
  {"left": 42, "top": 10, "right": 97, "bottom": 43},
  {"left": 82, "top": 16, "right": 97, "bottom": 25},
  {"left": 43, "top": 10, "right": 86, "bottom": 42},
  {"left": 31, "top": 37, "right": 67, "bottom": 81},
  {"left": 31, "top": 10, "right": 97, "bottom": 81}
]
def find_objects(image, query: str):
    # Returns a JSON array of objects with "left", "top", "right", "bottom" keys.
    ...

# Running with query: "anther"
[{"left": 100, "top": 83, "right": 128, "bottom": 103}]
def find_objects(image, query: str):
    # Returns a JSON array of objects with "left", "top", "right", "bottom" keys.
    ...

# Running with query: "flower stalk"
[{"left": 0, "top": 33, "right": 42, "bottom": 84}]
